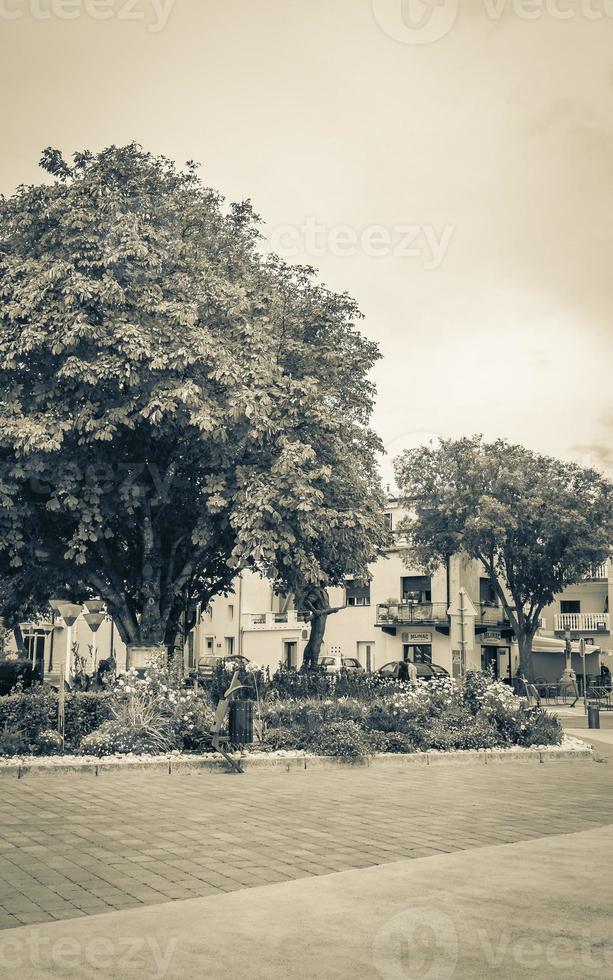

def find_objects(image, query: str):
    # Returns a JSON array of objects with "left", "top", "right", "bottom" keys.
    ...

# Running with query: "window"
[
  {"left": 479, "top": 578, "right": 497, "bottom": 606},
  {"left": 225, "top": 636, "right": 234, "bottom": 656},
  {"left": 228, "top": 604, "right": 234, "bottom": 620},
  {"left": 561, "top": 601, "right": 581, "bottom": 614},
  {"left": 401, "top": 576, "right": 431, "bottom": 603},
  {"left": 384, "top": 512, "right": 393, "bottom": 531},
  {"left": 345, "top": 580, "right": 371, "bottom": 607},
  {"left": 403, "top": 644, "right": 432, "bottom": 664},
  {"left": 283, "top": 641, "right": 297, "bottom": 668}
]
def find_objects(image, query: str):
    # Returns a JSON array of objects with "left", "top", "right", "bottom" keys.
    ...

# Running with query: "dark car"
[{"left": 377, "top": 661, "right": 449, "bottom": 681}]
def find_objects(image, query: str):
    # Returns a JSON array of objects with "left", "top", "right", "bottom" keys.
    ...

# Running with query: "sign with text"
[{"left": 401, "top": 631, "right": 432, "bottom": 644}]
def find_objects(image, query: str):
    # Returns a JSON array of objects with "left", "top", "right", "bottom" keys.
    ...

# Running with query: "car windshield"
[{"left": 342, "top": 659, "right": 359, "bottom": 667}]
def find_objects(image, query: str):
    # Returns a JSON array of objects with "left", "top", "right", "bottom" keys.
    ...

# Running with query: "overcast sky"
[{"left": 2, "top": 0, "right": 612, "bottom": 485}]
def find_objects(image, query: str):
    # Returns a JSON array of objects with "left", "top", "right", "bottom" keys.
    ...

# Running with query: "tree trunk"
[
  {"left": 12, "top": 622, "right": 27, "bottom": 657},
  {"left": 517, "top": 632, "right": 534, "bottom": 682},
  {"left": 302, "top": 613, "right": 327, "bottom": 670},
  {"left": 299, "top": 586, "right": 344, "bottom": 670}
]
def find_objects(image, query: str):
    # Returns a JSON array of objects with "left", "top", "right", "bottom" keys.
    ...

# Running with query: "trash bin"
[
  {"left": 229, "top": 699, "right": 253, "bottom": 745},
  {"left": 587, "top": 703, "right": 600, "bottom": 729}
]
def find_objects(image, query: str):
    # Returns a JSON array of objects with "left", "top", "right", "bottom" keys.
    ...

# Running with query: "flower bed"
[
  {"left": 0, "top": 668, "right": 563, "bottom": 761},
  {"left": 258, "top": 672, "right": 563, "bottom": 760}
]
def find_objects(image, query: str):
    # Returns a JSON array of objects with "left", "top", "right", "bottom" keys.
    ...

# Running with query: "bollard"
[{"left": 587, "top": 703, "right": 600, "bottom": 730}]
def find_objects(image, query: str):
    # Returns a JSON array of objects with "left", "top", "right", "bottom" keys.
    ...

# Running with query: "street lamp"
[
  {"left": 83, "top": 611, "right": 106, "bottom": 674},
  {"left": 49, "top": 600, "right": 84, "bottom": 682}
]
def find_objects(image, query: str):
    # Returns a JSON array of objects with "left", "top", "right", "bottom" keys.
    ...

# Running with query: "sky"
[{"left": 1, "top": 0, "right": 612, "bottom": 487}]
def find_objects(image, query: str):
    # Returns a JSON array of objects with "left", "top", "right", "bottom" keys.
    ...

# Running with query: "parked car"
[
  {"left": 319, "top": 656, "right": 364, "bottom": 675},
  {"left": 377, "top": 661, "right": 449, "bottom": 681},
  {"left": 186, "top": 653, "right": 252, "bottom": 686}
]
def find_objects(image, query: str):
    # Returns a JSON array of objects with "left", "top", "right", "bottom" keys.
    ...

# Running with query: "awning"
[{"left": 532, "top": 635, "right": 600, "bottom": 655}]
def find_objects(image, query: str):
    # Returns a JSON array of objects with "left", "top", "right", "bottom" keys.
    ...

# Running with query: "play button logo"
[{"left": 372, "top": 0, "right": 459, "bottom": 44}]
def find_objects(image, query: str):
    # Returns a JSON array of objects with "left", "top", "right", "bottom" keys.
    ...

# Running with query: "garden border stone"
[{"left": 0, "top": 739, "right": 592, "bottom": 778}]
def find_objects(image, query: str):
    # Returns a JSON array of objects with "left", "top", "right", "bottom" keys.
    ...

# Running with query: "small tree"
[
  {"left": 395, "top": 436, "right": 612, "bottom": 679},
  {"left": 0, "top": 145, "right": 387, "bottom": 656}
]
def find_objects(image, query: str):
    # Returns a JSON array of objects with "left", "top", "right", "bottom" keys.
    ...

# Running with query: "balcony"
[
  {"left": 242, "top": 611, "right": 310, "bottom": 631},
  {"left": 582, "top": 562, "right": 611, "bottom": 581},
  {"left": 554, "top": 613, "right": 610, "bottom": 633},
  {"left": 474, "top": 603, "right": 510, "bottom": 628},
  {"left": 376, "top": 602, "right": 449, "bottom": 627}
]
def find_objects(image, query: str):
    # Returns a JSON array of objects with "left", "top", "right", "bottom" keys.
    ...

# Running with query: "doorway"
[
  {"left": 481, "top": 647, "right": 499, "bottom": 678},
  {"left": 357, "top": 641, "right": 374, "bottom": 672},
  {"left": 284, "top": 641, "right": 298, "bottom": 669},
  {"left": 403, "top": 644, "right": 432, "bottom": 664}
]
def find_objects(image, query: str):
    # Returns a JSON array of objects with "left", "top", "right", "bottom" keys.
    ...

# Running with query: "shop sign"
[
  {"left": 482, "top": 630, "right": 502, "bottom": 643},
  {"left": 401, "top": 631, "right": 432, "bottom": 644}
]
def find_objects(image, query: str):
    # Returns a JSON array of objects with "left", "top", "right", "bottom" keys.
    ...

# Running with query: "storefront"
[{"left": 479, "top": 629, "right": 513, "bottom": 680}]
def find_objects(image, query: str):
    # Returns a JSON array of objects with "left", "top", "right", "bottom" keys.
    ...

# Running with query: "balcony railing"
[
  {"left": 474, "top": 603, "right": 510, "bottom": 627},
  {"left": 554, "top": 613, "right": 610, "bottom": 633},
  {"left": 376, "top": 602, "right": 449, "bottom": 626},
  {"left": 242, "top": 611, "right": 310, "bottom": 630},
  {"left": 582, "top": 562, "right": 611, "bottom": 580}
]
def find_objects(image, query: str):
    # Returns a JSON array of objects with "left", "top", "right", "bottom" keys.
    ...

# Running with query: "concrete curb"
[{"left": 0, "top": 744, "right": 593, "bottom": 779}]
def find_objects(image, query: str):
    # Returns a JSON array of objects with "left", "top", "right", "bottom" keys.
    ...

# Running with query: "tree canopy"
[
  {"left": 0, "top": 144, "right": 388, "bottom": 652},
  {"left": 395, "top": 436, "right": 612, "bottom": 676}
]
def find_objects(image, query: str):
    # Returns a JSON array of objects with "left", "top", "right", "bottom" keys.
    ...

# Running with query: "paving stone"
[{"left": 0, "top": 759, "right": 611, "bottom": 928}]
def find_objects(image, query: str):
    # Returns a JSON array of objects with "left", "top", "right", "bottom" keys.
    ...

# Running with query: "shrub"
[
  {"left": 0, "top": 688, "right": 113, "bottom": 752},
  {"left": 0, "top": 727, "right": 28, "bottom": 756},
  {"left": 63, "top": 692, "right": 114, "bottom": 748},
  {"left": 261, "top": 726, "right": 305, "bottom": 751},
  {"left": 308, "top": 721, "right": 371, "bottom": 761},
  {"left": 423, "top": 713, "right": 502, "bottom": 751},
  {"left": 262, "top": 697, "right": 365, "bottom": 734},
  {"left": 512, "top": 708, "right": 562, "bottom": 747},
  {"left": 35, "top": 730, "right": 64, "bottom": 755},
  {"left": 79, "top": 727, "right": 115, "bottom": 757},
  {"left": 79, "top": 720, "right": 168, "bottom": 756},
  {"left": 368, "top": 731, "right": 418, "bottom": 753}
]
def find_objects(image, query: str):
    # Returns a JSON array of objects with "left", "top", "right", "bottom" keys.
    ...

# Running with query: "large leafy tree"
[
  {"left": 395, "top": 437, "right": 612, "bottom": 678},
  {"left": 0, "top": 145, "right": 388, "bottom": 655}
]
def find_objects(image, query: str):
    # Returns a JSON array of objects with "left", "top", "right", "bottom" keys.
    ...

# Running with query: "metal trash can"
[
  {"left": 229, "top": 700, "right": 254, "bottom": 745},
  {"left": 587, "top": 703, "right": 600, "bottom": 730}
]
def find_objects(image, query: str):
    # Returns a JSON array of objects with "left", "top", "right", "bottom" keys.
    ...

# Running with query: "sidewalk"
[{"left": 1, "top": 825, "right": 611, "bottom": 980}]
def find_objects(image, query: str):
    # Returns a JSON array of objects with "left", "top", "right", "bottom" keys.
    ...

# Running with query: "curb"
[{"left": 0, "top": 744, "right": 593, "bottom": 779}]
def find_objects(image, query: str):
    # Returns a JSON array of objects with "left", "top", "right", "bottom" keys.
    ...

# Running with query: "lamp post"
[
  {"left": 579, "top": 637, "right": 587, "bottom": 713},
  {"left": 83, "top": 612, "right": 106, "bottom": 675},
  {"left": 49, "top": 600, "right": 84, "bottom": 682}
]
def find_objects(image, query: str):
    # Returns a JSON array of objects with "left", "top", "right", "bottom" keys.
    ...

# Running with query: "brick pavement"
[{"left": 0, "top": 757, "right": 611, "bottom": 930}]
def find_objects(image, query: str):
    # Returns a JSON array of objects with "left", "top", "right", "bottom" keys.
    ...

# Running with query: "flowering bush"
[
  {"left": 109, "top": 667, "right": 215, "bottom": 754},
  {"left": 78, "top": 728, "right": 115, "bottom": 757},
  {"left": 308, "top": 721, "right": 371, "bottom": 761},
  {"left": 34, "top": 730, "right": 64, "bottom": 755},
  {"left": 261, "top": 672, "right": 563, "bottom": 753}
]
